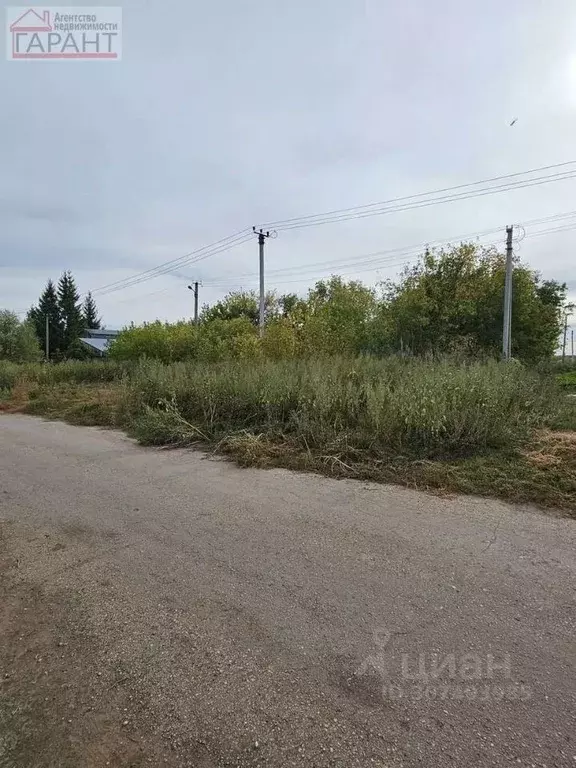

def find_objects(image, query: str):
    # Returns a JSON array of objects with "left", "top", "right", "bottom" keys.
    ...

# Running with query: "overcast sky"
[{"left": 1, "top": 0, "right": 575, "bottom": 335}]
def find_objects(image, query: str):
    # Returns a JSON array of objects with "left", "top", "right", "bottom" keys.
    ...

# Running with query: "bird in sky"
[{"left": 510, "top": 118, "right": 518, "bottom": 126}]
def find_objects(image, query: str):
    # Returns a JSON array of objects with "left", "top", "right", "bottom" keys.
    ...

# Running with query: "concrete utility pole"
[
  {"left": 561, "top": 304, "right": 575, "bottom": 363},
  {"left": 253, "top": 227, "right": 271, "bottom": 338},
  {"left": 502, "top": 225, "right": 514, "bottom": 361},
  {"left": 188, "top": 283, "right": 200, "bottom": 325},
  {"left": 572, "top": 329, "right": 574, "bottom": 361},
  {"left": 45, "top": 314, "right": 50, "bottom": 362}
]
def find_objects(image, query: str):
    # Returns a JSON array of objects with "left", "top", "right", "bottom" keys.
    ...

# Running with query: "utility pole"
[
  {"left": 562, "top": 304, "right": 575, "bottom": 363},
  {"left": 45, "top": 314, "right": 50, "bottom": 362},
  {"left": 188, "top": 282, "right": 200, "bottom": 325},
  {"left": 253, "top": 227, "right": 271, "bottom": 337},
  {"left": 572, "top": 329, "right": 574, "bottom": 361},
  {"left": 502, "top": 225, "right": 514, "bottom": 361}
]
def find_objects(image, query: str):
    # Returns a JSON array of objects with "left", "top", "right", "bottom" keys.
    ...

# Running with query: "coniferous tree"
[
  {"left": 57, "top": 271, "right": 86, "bottom": 358},
  {"left": 28, "top": 279, "right": 63, "bottom": 360},
  {"left": 82, "top": 292, "right": 101, "bottom": 330}
]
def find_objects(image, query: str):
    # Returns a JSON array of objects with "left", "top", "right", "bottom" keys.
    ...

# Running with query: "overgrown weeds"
[{"left": 124, "top": 357, "right": 555, "bottom": 460}]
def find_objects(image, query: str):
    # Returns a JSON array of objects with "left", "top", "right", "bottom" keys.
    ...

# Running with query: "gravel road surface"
[{"left": 0, "top": 414, "right": 575, "bottom": 767}]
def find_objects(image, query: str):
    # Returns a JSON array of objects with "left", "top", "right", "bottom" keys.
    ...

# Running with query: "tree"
[
  {"left": 380, "top": 244, "right": 566, "bottom": 362},
  {"left": 300, "top": 276, "right": 377, "bottom": 356},
  {"left": 0, "top": 311, "right": 42, "bottom": 362},
  {"left": 58, "top": 271, "right": 86, "bottom": 358},
  {"left": 82, "top": 292, "right": 101, "bottom": 330},
  {"left": 201, "top": 290, "right": 277, "bottom": 325},
  {"left": 28, "top": 279, "right": 63, "bottom": 360},
  {"left": 278, "top": 293, "right": 300, "bottom": 317}
]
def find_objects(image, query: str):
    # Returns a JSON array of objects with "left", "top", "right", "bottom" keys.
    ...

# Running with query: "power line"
[
  {"left": 14, "top": 162, "right": 574, "bottom": 313},
  {"left": 203, "top": 238, "right": 505, "bottom": 289},
  {"left": 94, "top": 234, "right": 255, "bottom": 298},
  {"left": 521, "top": 222, "right": 576, "bottom": 240},
  {"left": 88, "top": 162, "right": 576, "bottom": 299},
  {"left": 90, "top": 229, "right": 253, "bottom": 298},
  {"left": 520, "top": 210, "right": 576, "bottom": 228},
  {"left": 87, "top": 209, "right": 576, "bottom": 300},
  {"left": 260, "top": 160, "right": 576, "bottom": 230},
  {"left": 91, "top": 230, "right": 252, "bottom": 297},
  {"left": 200, "top": 210, "right": 576, "bottom": 288},
  {"left": 200, "top": 217, "right": 576, "bottom": 291},
  {"left": 262, "top": 170, "right": 576, "bottom": 233},
  {"left": 206, "top": 224, "right": 504, "bottom": 284}
]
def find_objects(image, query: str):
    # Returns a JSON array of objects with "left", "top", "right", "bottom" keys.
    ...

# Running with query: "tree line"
[
  {"left": 1, "top": 245, "right": 569, "bottom": 365},
  {"left": 111, "top": 244, "right": 569, "bottom": 365},
  {"left": 0, "top": 272, "right": 102, "bottom": 362}
]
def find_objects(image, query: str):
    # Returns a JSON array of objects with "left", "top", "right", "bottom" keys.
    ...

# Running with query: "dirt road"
[{"left": 0, "top": 415, "right": 575, "bottom": 767}]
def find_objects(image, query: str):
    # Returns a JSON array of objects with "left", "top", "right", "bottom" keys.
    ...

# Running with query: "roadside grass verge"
[
  {"left": 215, "top": 430, "right": 576, "bottom": 513},
  {"left": 1, "top": 357, "right": 575, "bottom": 516},
  {"left": 23, "top": 383, "right": 130, "bottom": 428}
]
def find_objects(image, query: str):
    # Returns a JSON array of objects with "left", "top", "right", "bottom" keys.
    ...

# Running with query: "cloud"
[{"left": 1, "top": 0, "right": 576, "bottom": 327}]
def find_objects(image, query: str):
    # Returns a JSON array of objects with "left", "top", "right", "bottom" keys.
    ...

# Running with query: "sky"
[{"left": 1, "top": 0, "right": 576, "bottom": 340}]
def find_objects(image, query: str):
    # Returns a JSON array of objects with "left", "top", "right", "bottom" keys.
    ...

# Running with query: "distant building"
[{"left": 79, "top": 328, "right": 120, "bottom": 357}]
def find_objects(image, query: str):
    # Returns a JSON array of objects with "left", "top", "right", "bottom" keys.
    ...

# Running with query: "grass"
[
  {"left": 557, "top": 370, "right": 576, "bottom": 392},
  {"left": 1, "top": 357, "right": 575, "bottom": 516},
  {"left": 125, "top": 357, "right": 554, "bottom": 458}
]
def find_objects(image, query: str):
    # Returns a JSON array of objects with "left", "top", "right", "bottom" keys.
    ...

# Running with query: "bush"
[
  {"left": 0, "top": 311, "right": 42, "bottom": 363},
  {"left": 109, "top": 319, "right": 262, "bottom": 363},
  {"left": 0, "top": 361, "right": 20, "bottom": 390}
]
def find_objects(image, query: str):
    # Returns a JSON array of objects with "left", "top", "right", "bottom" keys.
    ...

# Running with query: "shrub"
[{"left": 0, "top": 361, "right": 20, "bottom": 390}]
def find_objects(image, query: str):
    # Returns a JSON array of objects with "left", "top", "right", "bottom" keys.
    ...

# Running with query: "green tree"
[
  {"left": 110, "top": 321, "right": 199, "bottom": 364},
  {"left": 278, "top": 293, "right": 301, "bottom": 317},
  {"left": 82, "top": 292, "right": 101, "bottom": 330},
  {"left": 300, "top": 276, "right": 377, "bottom": 356},
  {"left": 381, "top": 244, "right": 566, "bottom": 362},
  {"left": 0, "top": 311, "right": 42, "bottom": 362},
  {"left": 28, "top": 279, "right": 63, "bottom": 360},
  {"left": 201, "top": 290, "right": 277, "bottom": 325},
  {"left": 58, "top": 271, "right": 86, "bottom": 358}
]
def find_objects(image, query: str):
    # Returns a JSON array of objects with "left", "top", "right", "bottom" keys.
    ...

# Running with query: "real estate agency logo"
[{"left": 6, "top": 6, "right": 122, "bottom": 60}]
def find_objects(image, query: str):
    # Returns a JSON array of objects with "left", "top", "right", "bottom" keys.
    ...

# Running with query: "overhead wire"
[
  {"left": 200, "top": 210, "right": 576, "bottom": 288},
  {"left": 86, "top": 161, "right": 576, "bottom": 299},
  {"left": 90, "top": 228, "right": 253, "bottom": 298},
  {"left": 56, "top": 161, "right": 576, "bottom": 303},
  {"left": 520, "top": 222, "right": 576, "bottom": 240},
  {"left": 261, "top": 171, "right": 576, "bottom": 232},
  {"left": 199, "top": 216, "right": 576, "bottom": 291},
  {"left": 207, "top": 224, "right": 509, "bottom": 283},
  {"left": 260, "top": 160, "right": 576, "bottom": 230}
]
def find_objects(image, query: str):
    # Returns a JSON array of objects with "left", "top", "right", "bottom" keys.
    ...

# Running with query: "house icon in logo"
[
  {"left": 9, "top": 8, "right": 52, "bottom": 33},
  {"left": 7, "top": 5, "right": 122, "bottom": 60}
]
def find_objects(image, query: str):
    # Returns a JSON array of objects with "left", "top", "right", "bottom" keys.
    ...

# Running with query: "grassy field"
[{"left": 1, "top": 357, "right": 575, "bottom": 515}]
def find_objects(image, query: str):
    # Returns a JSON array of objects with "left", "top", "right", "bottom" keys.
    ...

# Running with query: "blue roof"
[
  {"left": 80, "top": 337, "right": 111, "bottom": 353},
  {"left": 86, "top": 328, "right": 120, "bottom": 338}
]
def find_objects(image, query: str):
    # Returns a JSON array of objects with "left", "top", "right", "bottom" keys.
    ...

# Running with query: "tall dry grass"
[{"left": 125, "top": 357, "right": 556, "bottom": 459}]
